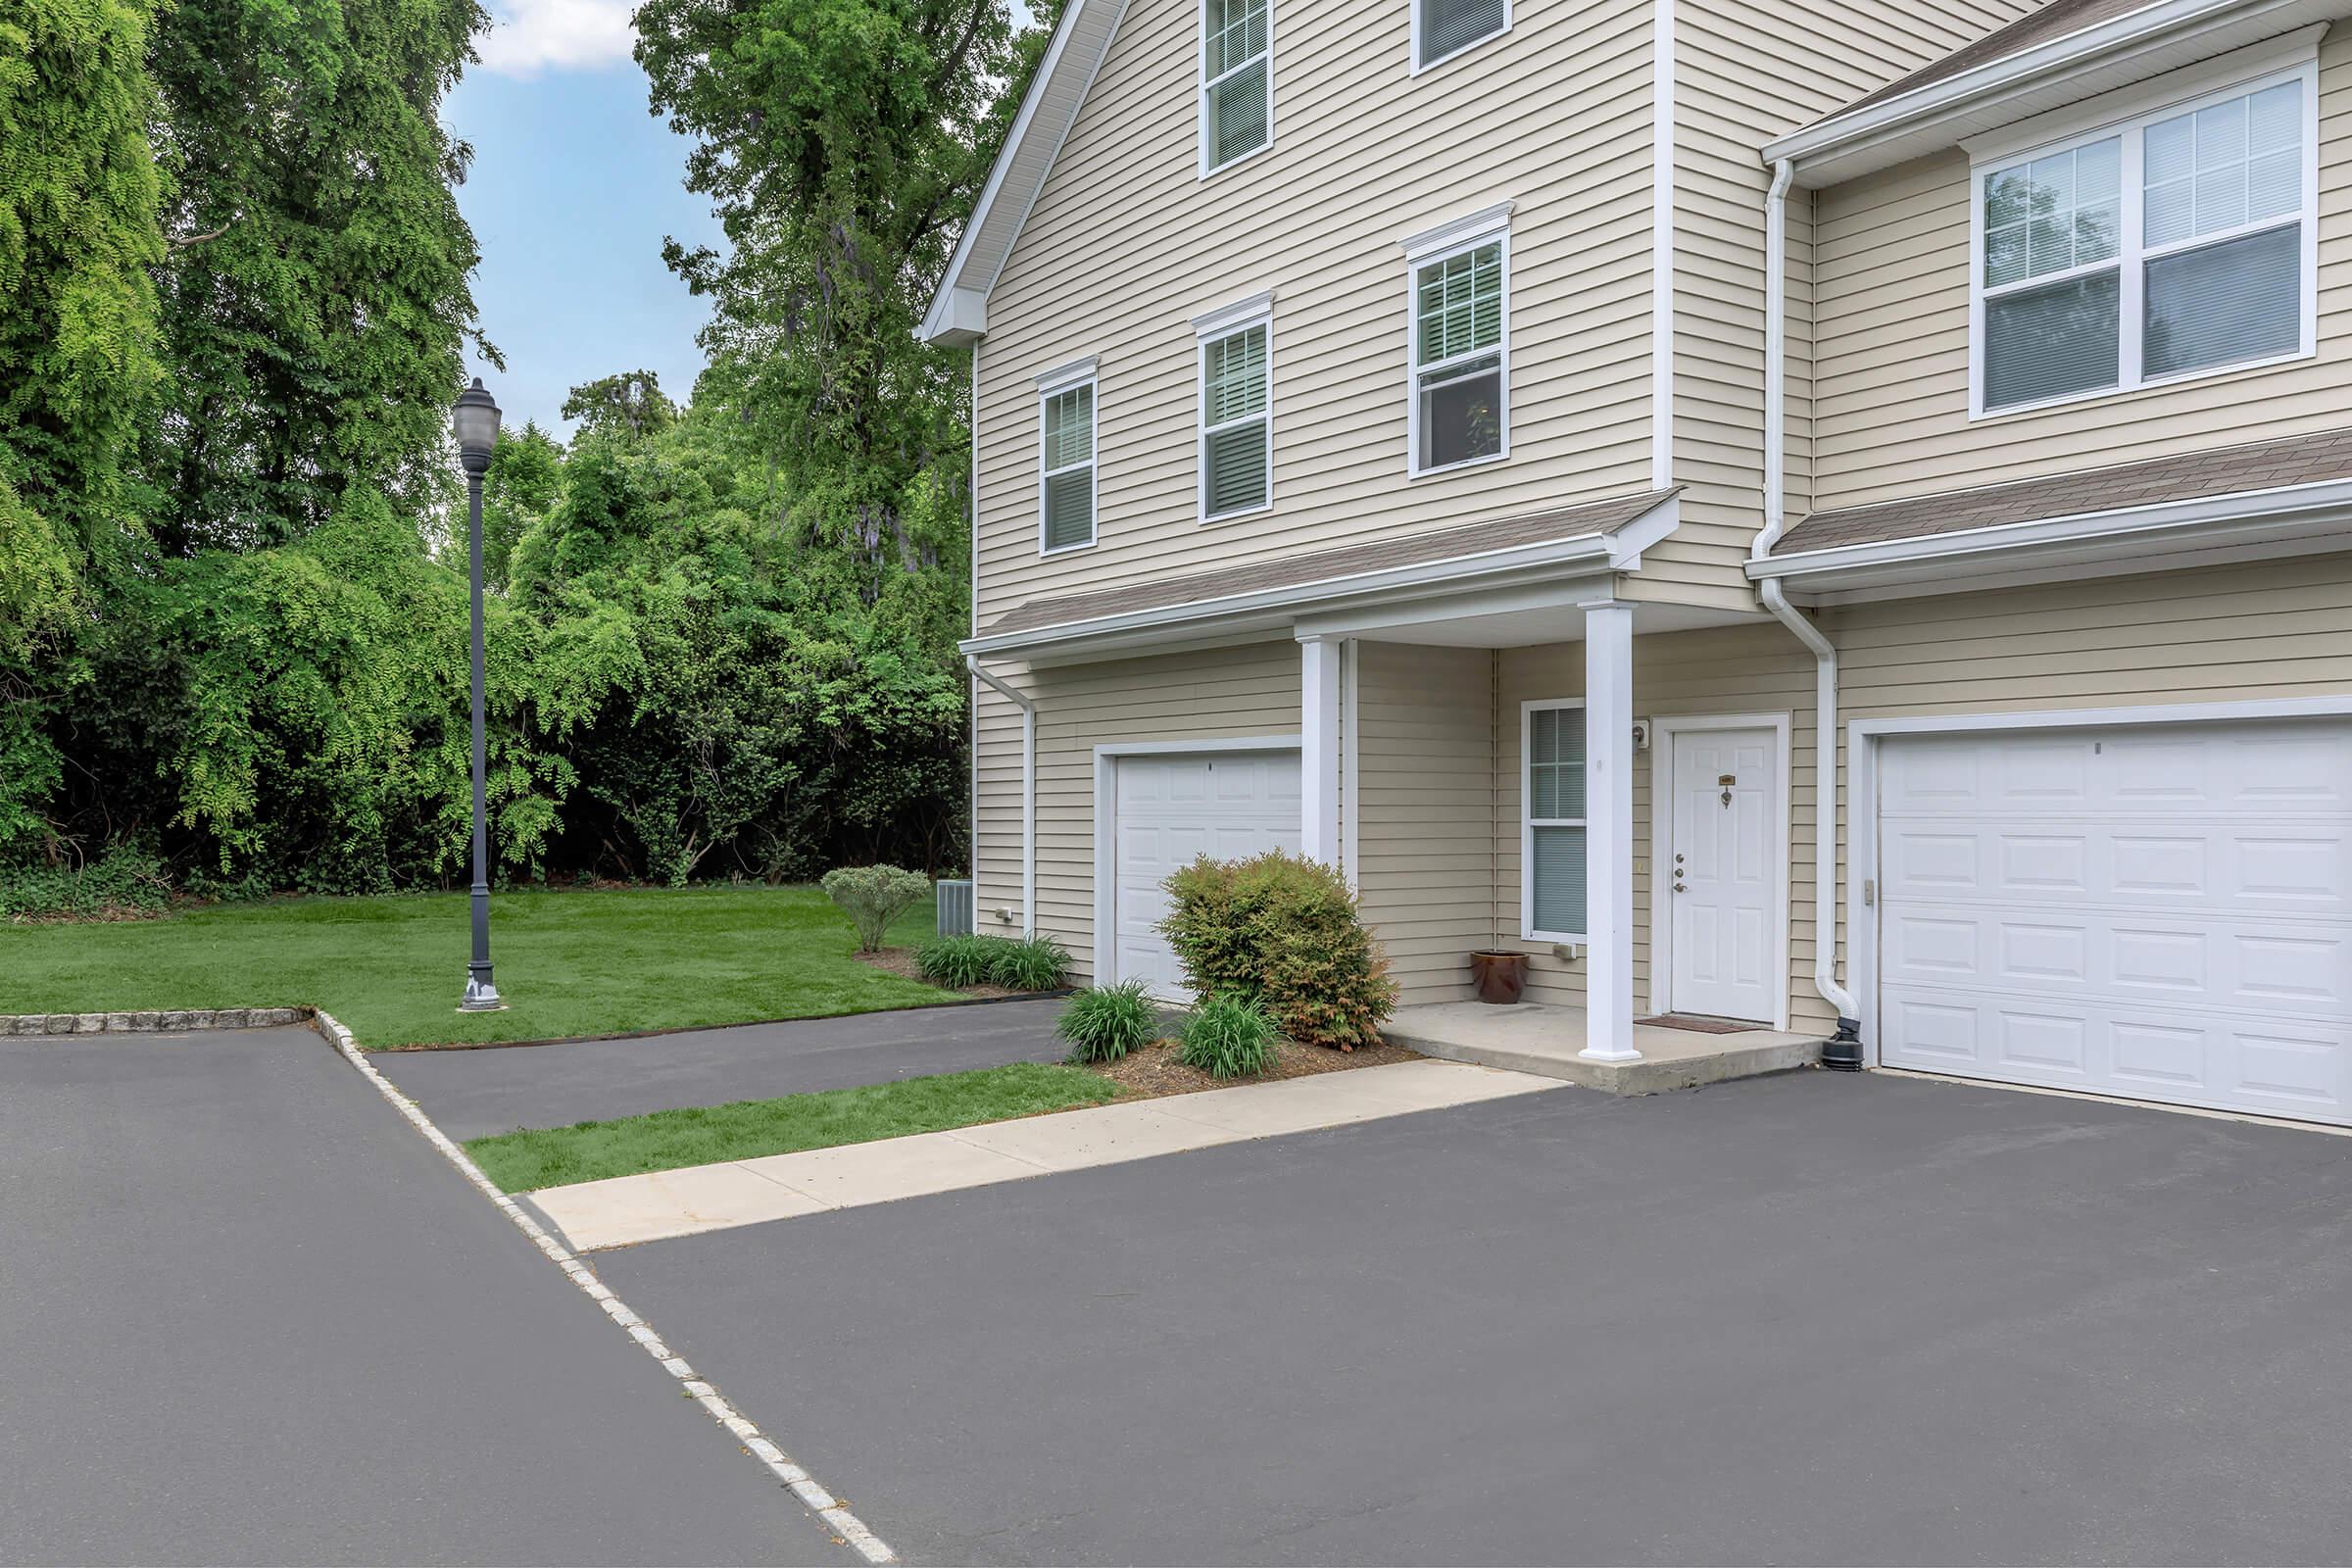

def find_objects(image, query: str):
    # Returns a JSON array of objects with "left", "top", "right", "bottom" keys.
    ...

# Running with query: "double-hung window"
[
  {"left": 1407, "top": 222, "right": 1508, "bottom": 474},
  {"left": 1038, "top": 363, "right": 1097, "bottom": 554},
  {"left": 1198, "top": 305, "right": 1271, "bottom": 519},
  {"left": 1200, "top": 0, "right": 1270, "bottom": 174},
  {"left": 1523, "top": 701, "right": 1586, "bottom": 942},
  {"left": 1974, "top": 64, "right": 2316, "bottom": 416},
  {"left": 1414, "top": 0, "right": 1508, "bottom": 71}
]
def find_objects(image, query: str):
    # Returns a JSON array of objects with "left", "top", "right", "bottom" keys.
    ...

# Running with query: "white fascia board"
[
  {"left": 1749, "top": 477, "right": 2352, "bottom": 590},
  {"left": 917, "top": 0, "right": 1127, "bottom": 344},
  {"left": 961, "top": 494, "right": 1678, "bottom": 662},
  {"left": 1762, "top": 0, "right": 2327, "bottom": 186}
]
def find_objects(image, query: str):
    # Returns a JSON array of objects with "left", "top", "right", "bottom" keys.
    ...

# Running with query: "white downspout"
[
  {"left": 1752, "top": 158, "right": 1859, "bottom": 1033},
  {"left": 964, "top": 655, "right": 1035, "bottom": 938}
]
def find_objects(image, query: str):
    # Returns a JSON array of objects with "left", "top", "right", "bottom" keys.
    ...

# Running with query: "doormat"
[{"left": 1637, "top": 1014, "right": 1765, "bottom": 1034}]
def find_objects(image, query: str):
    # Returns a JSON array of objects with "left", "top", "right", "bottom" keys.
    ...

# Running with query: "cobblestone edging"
[{"left": 1, "top": 1006, "right": 312, "bottom": 1036}]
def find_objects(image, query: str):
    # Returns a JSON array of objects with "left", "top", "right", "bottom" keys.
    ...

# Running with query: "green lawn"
[
  {"left": 466, "top": 1061, "right": 1116, "bottom": 1192},
  {"left": 0, "top": 884, "right": 949, "bottom": 1049}
]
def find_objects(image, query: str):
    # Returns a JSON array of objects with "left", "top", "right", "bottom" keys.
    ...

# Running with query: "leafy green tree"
[
  {"left": 562, "top": 370, "right": 676, "bottom": 443},
  {"left": 139, "top": 0, "right": 494, "bottom": 554},
  {"left": 466, "top": 420, "right": 565, "bottom": 591}
]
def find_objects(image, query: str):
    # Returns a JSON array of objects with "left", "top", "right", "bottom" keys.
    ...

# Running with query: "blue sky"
[{"left": 445, "top": 4, "right": 722, "bottom": 435}]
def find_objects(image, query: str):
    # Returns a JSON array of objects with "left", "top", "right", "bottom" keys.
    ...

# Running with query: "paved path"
[
  {"left": 601, "top": 1070, "right": 2352, "bottom": 1566},
  {"left": 375, "top": 999, "right": 1068, "bottom": 1139},
  {"left": 0, "top": 1026, "right": 849, "bottom": 1567},
  {"left": 523, "top": 1059, "right": 1558, "bottom": 1250}
]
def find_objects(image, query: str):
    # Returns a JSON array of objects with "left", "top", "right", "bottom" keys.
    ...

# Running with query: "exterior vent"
[{"left": 935, "top": 878, "right": 976, "bottom": 937}]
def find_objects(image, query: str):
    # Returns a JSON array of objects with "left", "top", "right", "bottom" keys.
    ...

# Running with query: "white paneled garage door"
[
  {"left": 1112, "top": 751, "right": 1300, "bottom": 997},
  {"left": 1876, "top": 718, "right": 2352, "bottom": 1125}
]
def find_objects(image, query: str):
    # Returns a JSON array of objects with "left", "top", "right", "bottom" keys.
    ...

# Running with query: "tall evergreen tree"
[{"left": 139, "top": 0, "right": 494, "bottom": 554}]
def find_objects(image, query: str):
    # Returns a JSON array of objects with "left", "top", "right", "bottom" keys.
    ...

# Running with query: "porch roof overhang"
[
  {"left": 1750, "top": 439, "right": 2352, "bottom": 606},
  {"left": 1761, "top": 0, "right": 2352, "bottom": 188},
  {"left": 962, "top": 488, "right": 1680, "bottom": 663}
]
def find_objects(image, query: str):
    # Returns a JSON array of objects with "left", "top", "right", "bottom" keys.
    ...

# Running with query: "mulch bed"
[
  {"left": 856, "top": 946, "right": 1028, "bottom": 1001},
  {"left": 1086, "top": 1035, "right": 1423, "bottom": 1101}
]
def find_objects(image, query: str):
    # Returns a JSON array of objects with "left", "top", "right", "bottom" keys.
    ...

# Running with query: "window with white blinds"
[
  {"left": 1416, "top": 0, "right": 1508, "bottom": 70},
  {"left": 1200, "top": 320, "right": 1270, "bottom": 519},
  {"left": 1410, "top": 235, "right": 1507, "bottom": 473},
  {"left": 1039, "top": 380, "right": 1096, "bottom": 553},
  {"left": 1974, "top": 65, "right": 2315, "bottom": 416},
  {"left": 1200, "top": 0, "right": 1270, "bottom": 173},
  {"left": 1524, "top": 701, "right": 1587, "bottom": 941}
]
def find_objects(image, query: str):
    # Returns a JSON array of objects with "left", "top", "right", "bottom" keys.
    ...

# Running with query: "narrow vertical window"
[
  {"left": 1200, "top": 320, "right": 1270, "bottom": 518},
  {"left": 1524, "top": 702, "right": 1587, "bottom": 941},
  {"left": 1410, "top": 236, "right": 1507, "bottom": 473},
  {"left": 1040, "top": 380, "right": 1096, "bottom": 553},
  {"left": 1201, "top": 0, "right": 1269, "bottom": 173},
  {"left": 1416, "top": 0, "right": 1507, "bottom": 70}
]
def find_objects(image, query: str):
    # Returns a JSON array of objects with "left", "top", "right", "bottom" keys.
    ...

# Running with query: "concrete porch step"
[{"left": 1382, "top": 1001, "right": 1826, "bottom": 1095}]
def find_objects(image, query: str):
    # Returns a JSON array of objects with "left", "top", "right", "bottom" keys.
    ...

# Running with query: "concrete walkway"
[
  {"left": 1386, "top": 999, "right": 1823, "bottom": 1092},
  {"left": 524, "top": 1059, "right": 1558, "bottom": 1250},
  {"left": 375, "top": 998, "right": 1069, "bottom": 1140}
]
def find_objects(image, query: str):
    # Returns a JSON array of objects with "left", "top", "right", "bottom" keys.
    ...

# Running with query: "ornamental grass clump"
[
  {"left": 1158, "top": 850, "right": 1398, "bottom": 1050},
  {"left": 1057, "top": 980, "right": 1159, "bottom": 1063},
  {"left": 916, "top": 933, "right": 995, "bottom": 987},
  {"left": 1178, "top": 993, "right": 1277, "bottom": 1079},
  {"left": 819, "top": 864, "right": 931, "bottom": 952},
  {"left": 987, "top": 934, "right": 1070, "bottom": 992}
]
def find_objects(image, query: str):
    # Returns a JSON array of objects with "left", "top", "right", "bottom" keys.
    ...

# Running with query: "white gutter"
[
  {"left": 964, "top": 655, "right": 1035, "bottom": 938},
  {"left": 1751, "top": 158, "right": 1858, "bottom": 1029}
]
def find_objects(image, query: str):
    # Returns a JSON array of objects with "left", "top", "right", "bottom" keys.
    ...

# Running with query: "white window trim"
[
  {"left": 1037, "top": 368, "right": 1099, "bottom": 559},
  {"left": 1966, "top": 57, "right": 2319, "bottom": 422},
  {"left": 1198, "top": 0, "right": 1273, "bottom": 179},
  {"left": 1521, "top": 697, "right": 1587, "bottom": 945},
  {"left": 1409, "top": 0, "right": 1512, "bottom": 75},
  {"left": 1195, "top": 296, "right": 1274, "bottom": 523},
  {"left": 1404, "top": 209, "right": 1511, "bottom": 479}
]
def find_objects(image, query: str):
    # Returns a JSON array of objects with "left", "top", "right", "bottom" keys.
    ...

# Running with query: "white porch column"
[
  {"left": 1579, "top": 602, "right": 1641, "bottom": 1062},
  {"left": 1299, "top": 634, "right": 1343, "bottom": 868}
]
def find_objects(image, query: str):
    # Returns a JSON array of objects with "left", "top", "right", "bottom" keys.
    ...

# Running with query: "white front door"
[
  {"left": 1876, "top": 718, "right": 2352, "bottom": 1126},
  {"left": 1666, "top": 725, "right": 1782, "bottom": 1023},
  {"left": 1111, "top": 750, "right": 1301, "bottom": 997}
]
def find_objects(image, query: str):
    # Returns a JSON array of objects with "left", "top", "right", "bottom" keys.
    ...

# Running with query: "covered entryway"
[
  {"left": 1654, "top": 717, "right": 1788, "bottom": 1025},
  {"left": 1873, "top": 715, "right": 2352, "bottom": 1125},
  {"left": 1103, "top": 747, "right": 1300, "bottom": 996}
]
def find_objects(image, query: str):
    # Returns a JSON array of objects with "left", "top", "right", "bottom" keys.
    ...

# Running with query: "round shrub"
[
  {"left": 1057, "top": 980, "right": 1159, "bottom": 1063},
  {"left": 1178, "top": 993, "right": 1277, "bottom": 1079},
  {"left": 1157, "top": 850, "right": 1398, "bottom": 1050},
  {"left": 916, "top": 933, "right": 994, "bottom": 987},
  {"left": 987, "top": 934, "right": 1070, "bottom": 992},
  {"left": 819, "top": 865, "right": 931, "bottom": 952}
]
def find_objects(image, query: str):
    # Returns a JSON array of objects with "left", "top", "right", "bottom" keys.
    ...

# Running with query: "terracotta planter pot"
[{"left": 1468, "top": 950, "right": 1527, "bottom": 1005}]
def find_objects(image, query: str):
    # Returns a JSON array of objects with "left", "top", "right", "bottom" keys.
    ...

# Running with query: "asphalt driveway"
[
  {"left": 0, "top": 1025, "right": 849, "bottom": 1567},
  {"left": 599, "top": 1070, "right": 2352, "bottom": 1567},
  {"left": 374, "top": 998, "right": 1068, "bottom": 1140}
]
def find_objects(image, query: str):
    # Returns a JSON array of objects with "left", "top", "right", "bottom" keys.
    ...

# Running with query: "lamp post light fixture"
[{"left": 454, "top": 377, "right": 506, "bottom": 1012}]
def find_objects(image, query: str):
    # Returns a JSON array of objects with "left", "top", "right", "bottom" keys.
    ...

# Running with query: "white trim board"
[
  {"left": 1645, "top": 712, "right": 1793, "bottom": 1031},
  {"left": 1090, "top": 735, "right": 1305, "bottom": 988},
  {"left": 1841, "top": 694, "right": 2352, "bottom": 1070}
]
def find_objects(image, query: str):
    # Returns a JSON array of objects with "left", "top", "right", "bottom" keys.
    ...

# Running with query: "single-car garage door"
[
  {"left": 1112, "top": 750, "right": 1300, "bottom": 997},
  {"left": 1877, "top": 717, "right": 2352, "bottom": 1125}
]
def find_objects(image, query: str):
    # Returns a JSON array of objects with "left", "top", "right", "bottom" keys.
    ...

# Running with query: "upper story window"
[
  {"left": 1198, "top": 303, "right": 1272, "bottom": 519},
  {"left": 1972, "top": 65, "right": 2316, "bottom": 417},
  {"left": 1200, "top": 0, "right": 1270, "bottom": 174},
  {"left": 1037, "top": 362, "right": 1097, "bottom": 555},
  {"left": 1407, "top": 218, "right": 1509, "bottom": 474},
  {"left": 1414, "top": 0, "right": 1508, "bottom": 72}
]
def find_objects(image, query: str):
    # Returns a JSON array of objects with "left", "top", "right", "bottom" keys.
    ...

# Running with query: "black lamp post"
[{"left": 454, "top": 377, "right": 506, "bottom": 1012}]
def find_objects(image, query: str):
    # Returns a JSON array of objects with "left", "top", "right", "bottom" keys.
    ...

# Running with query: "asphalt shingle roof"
[{"left": 1819, "top": 0, "right": 2164, "bottom": 122}]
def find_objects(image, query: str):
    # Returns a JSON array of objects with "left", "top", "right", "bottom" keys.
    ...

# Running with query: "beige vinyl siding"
[
  {"left": 1811, "top": 31, "right": 2352, "bottom": 513},
  {"left": 971, "top": 639, "right": 1302, "bottom": 979},
  {"left": 1352, "top": 641, "right": 1493, "bottom": 1004},
  {"left": 1643, "top": 0, "right": 2039, "bottom": 612},
  {"left": 972, "top": 0, "right": 1659, "bottom": 632}
]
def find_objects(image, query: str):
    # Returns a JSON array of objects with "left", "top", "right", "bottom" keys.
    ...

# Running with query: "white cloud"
[{"left": 476, "top": 0, "right": 637, "bottom": 76}]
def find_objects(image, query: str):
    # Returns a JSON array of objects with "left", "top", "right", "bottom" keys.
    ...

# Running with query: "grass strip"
[{"left": 466, "top": 1060, "right": 1119, "bottom": 1192}]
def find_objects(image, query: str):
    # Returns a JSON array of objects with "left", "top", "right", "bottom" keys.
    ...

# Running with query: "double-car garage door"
[
  {"left": 1110, "top": 751, "right": 1301, "bottom": 997},
  {"left": 1877, "top": 717, "right": 2352, "bottom": 1126}
]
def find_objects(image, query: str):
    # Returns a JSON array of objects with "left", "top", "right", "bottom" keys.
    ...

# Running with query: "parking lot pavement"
[
  {"left": 600, "top": 1069, "right": 2352, "bottom": 1567},
  {"left": 374, "top": 998, "right": 1068, "bottom": 1139},
  {"left": 0, "top": 1025, "right": 852, "bottom": 1567}
]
